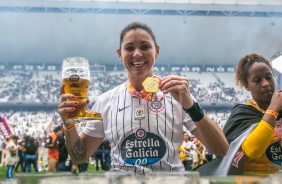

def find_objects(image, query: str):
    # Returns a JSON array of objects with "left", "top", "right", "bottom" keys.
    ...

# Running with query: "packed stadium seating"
[{"left": 0, "top": 67, "right": 251, "bottom": 142}]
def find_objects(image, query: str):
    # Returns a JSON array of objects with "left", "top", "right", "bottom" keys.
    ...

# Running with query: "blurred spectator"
[
  {"left": 45, "top": 126, "right": 63, "bottom": 172},
  {"left": 78, "top": 161, "right": 89, "bottom": 173},
  {"left": 102, "top": 139, "right": 111, "bottom": 171},
  {"left": 15, "top": 137, "right": 26, "bottom": 172},
  {"left": 6, "top": 136, "right": 19, "bottom": 179},
  {"left": 196, "top": 140, "right": 206, "bottom": 165},
  {"left": 181, "top": 132, "right": 195, "bottom": 170},
  {"left": 58, "top": 132, "right": 73, "bottom": 172},
  {"left": 24, "top": 137, "right": 39, "bottom": 172},
  {"left": 205, "top": 148, "right": 214, "bottom": 163},
  {"left": 93, "top": 143, "right": 104, "bottom": 171}
]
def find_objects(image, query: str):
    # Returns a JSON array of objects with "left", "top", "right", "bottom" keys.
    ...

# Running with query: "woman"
[
  {"left": 24, "top": 137, "right": 39, "bottom": 172},
  {"left": 58, "top": 21, "right": 228, "bottom": 174},
  {"left": 223, "top": 53, "right": 282, "bottom": 175},
  {"left": 181, "top": 132, "right": 195, "bottom": 170}
]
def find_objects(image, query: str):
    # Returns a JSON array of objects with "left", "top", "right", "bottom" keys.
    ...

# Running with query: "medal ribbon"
[
  {"left": 126, "top": 76, "right": 161, "bottom": 102},
  {"left": 247, "top": 99, "right": 282, "bottom": 139}
]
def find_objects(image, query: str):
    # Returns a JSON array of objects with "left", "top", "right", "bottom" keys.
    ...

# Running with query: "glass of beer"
[{"left": 62, "top": 57, "right": 102, "bottom": 124}]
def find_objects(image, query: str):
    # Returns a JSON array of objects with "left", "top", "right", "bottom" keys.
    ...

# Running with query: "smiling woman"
[{"left": 57, "top": 21, "right": 228, "bottom": 175}]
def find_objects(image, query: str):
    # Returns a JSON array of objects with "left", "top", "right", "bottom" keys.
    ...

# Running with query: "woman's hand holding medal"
[{"left": 159, "top": 75, "right": 194, "bottom": 109}]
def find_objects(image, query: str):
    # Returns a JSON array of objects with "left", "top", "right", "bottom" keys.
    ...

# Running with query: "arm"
[
  {"left": 241, "top": 120, "right": 273, "bottom": 158},
  {"left": 45, "top": 136, "right": 58, "bottom": 149},
  {"left": 64, "top": 128, "right": 103, "bottom": 165},
  {"left": 242, "top": 90, "right": 282, "bottom": 158},
  {"left": 192, "top": 115, "right": 229, "bottom": 156},
  {"left": 58, "top": 83, "right": 103, "bottom": 165},
  {"left": 179, "top": 145, "right": 187, "bottom": 154},
  {"left": 160, "top": 75, "right": 229, "bottom": 157}
]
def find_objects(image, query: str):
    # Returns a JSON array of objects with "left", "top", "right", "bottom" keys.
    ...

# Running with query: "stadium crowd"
[
  {"left": 0, "top": 68, "right": 250, "bottom": 178},
  {"left": 0, "top": 69, "right": 250, "bottom": 141}
]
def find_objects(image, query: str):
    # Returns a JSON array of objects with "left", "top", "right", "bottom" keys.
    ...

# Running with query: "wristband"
[
  {"left": 183, "top": 102, "right": 204, "bottom": 122},
  {"left": 63, "top": 124, "right": 75, "bottom": 131},
  {"left": 265, "top": 110, "right": 278, "bottom": 119}
]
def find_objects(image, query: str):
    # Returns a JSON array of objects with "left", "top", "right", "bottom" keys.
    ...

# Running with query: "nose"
[
  {"left": 133, "top": 49, "right": 142, "bottom": 57},
  {"left": 262, "top": 79, "right": 270, "bottom": 87}
]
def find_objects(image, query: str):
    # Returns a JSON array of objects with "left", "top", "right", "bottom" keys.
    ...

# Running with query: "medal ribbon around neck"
[
  {"left": 247, "top": 99, "right": 282, "bottom": 139},
  {"left": 126, "top": 76, "right": 161, "bottom": 102}
]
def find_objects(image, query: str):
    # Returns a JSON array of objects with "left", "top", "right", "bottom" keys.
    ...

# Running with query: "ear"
[
  {"left": 116, "top": 48, "right": 123, "bottom": 63},
  {"left": 244, "top": 84, "right": 250, "bottom": 91},
  {"left": 155, "top": 45, "right": 160, "bottom": 59}
]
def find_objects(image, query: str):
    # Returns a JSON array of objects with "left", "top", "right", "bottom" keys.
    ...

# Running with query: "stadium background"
[{"left": 0, "top": 0, "right": 282, "bottom": 173}]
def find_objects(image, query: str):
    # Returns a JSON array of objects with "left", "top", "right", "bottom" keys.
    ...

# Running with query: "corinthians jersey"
[{"left": 83, "top": 82, "right": 196, "bottom": 174}]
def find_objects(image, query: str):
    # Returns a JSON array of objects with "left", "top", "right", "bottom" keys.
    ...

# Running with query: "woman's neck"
[
  {"left": 253, "top": 99, "right": 270, "bottom": 111},
  {"left": 128, "top": 75, "right": 152, "bottom": 92}
]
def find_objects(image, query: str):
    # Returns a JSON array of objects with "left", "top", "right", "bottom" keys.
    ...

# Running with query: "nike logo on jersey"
[{"left": 118, "top": 105, "right": 131, "bottom": 112}]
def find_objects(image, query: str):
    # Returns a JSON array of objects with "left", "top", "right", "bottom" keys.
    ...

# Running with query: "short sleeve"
[{"left": 82, "top": 120, "right": 105, "bottom": 138}]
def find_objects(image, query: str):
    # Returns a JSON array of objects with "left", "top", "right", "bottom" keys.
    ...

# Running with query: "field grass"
[{"left": 0, "top": 164, "right": 104, "bottom": 183}]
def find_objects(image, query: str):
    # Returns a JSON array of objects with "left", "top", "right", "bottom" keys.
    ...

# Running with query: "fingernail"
[
  {"left": 72, "top": 95, "right": 76, "bottom": 99},
  {"left": 71, "top": 107, "right": 75, "bottom": 111},
  {"left": 74, "top": 102, "right": 78, "bottom": 105}
]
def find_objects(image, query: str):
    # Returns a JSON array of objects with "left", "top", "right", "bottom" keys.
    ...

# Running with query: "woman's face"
[
  {"left": 117, "top": 28, "right": 159, "bottom": 80},
  {"left": 183, "top": 133, "right": 189, "bottom": 141},
  {"left": 245, "top": 62, "right": 275, "bottom": 106}
]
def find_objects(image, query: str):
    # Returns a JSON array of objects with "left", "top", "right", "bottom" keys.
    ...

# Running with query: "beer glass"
[{"left": 62, "top": 57, "right": 102, "bottom": 124}]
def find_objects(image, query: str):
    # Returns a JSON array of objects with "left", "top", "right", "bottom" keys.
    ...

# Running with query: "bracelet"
[
  {"left": 64, "top": 124, "right": 76, "bottom": 131},
  {"left": 265, "top": 110, "right": 278, "bottom": 119},
  {"left": 183, "top": 102, "right": 204, "bottom": 122}
]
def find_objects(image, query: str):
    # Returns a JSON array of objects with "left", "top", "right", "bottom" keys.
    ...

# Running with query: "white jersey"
[{"left": 83, "top": 82, "right": 196, "bottom": 174}]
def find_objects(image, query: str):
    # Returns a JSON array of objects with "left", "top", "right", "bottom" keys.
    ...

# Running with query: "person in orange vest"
[{"left": 45, "top": 126, "right": 63, "bottom": 172}]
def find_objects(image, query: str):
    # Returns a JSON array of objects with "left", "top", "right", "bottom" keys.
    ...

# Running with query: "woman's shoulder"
[
  {"left": 100, "top": 83, "right": 126, "bottom": 97},
  {"left": 224, "top": 103, "right": 262, "bottom": 143},
  {"left": 231, "top": 103, "right": 261, "bottom": 117}
]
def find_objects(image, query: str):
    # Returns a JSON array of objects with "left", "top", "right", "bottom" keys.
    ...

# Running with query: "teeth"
[{"left": 132, "top": 61, "right": 146, "bottom": 66}]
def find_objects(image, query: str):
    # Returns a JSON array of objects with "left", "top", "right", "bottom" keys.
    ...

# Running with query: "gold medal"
[{"left": 142, "top": 77, "right": 160, "bottom": 93}]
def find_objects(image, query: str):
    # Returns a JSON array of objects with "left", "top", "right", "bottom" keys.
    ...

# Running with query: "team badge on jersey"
[
  {"left": 121, "top": 128, "right": 166, "bottom": 166},
  {"left": 148, "top": 96, "right": 165, "bottom": 114},
  {"left": 265, "top": 141, "right": 282, "bottom": 166}
]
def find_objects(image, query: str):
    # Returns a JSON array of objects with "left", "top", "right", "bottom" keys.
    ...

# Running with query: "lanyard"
[{"left": 126, "top": 76, "right": 160, "bottom": 102}]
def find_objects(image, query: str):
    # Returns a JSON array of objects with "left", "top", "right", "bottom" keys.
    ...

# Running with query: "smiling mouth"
[{"left": 131, "top": 61, "right": 146, "bottom": 67}]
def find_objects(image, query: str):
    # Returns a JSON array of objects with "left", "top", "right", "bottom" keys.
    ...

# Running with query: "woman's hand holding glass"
[{"left": 59, "top": 57, "right": 102, "bottom": 125}]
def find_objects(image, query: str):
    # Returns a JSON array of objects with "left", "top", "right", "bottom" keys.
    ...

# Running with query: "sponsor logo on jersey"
[
  {"left": 148, "top": 96, "right": 165, "bottom": 114},
  {"left": 121, "top": 128, "right": 166, "bottom": 166},
  {"left": 265, "top": 141, "right": 282, "bottom": 166}
]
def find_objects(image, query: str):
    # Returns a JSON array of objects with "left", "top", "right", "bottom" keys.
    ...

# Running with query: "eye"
[
  {"left": 252, "top": 78, "right": 261, "bottom": 83},
  {"left": 266, "top": 75, "right": 273, "bottom": 81},
  {"left": 140, "top": 44, "right": 151, "bottom": 50},
  {"left": 124, "top": 46, "right": 134, "bottom": 51}
]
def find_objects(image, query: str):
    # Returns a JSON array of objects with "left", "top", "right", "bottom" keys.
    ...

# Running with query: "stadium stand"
[{"left": 0, "top": 65, "right": 252, "bottom": 142}]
